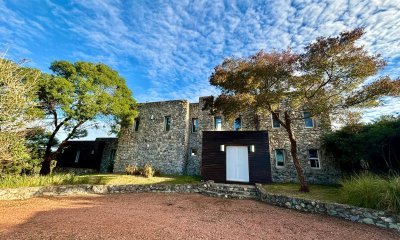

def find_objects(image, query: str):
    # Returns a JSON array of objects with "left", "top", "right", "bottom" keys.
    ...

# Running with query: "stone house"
[{"left": 114, "top": 97, "right": 340, "bottom": 184}]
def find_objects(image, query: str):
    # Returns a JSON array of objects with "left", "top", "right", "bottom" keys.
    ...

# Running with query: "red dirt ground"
[{"left": 0, "top": 193, "right": 398, "bottom": 240}]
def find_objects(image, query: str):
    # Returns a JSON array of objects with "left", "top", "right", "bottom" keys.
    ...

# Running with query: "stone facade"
[
  {"left": 114, "top": 100, "right": 190, "bottom": 174},
  {"left": 114, "top": 97, "right": 341, "bottom": 184}
]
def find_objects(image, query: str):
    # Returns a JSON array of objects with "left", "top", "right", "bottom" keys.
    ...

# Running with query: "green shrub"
[
  {"left": 125, "top": 164, "right": 140, "bottom": 175},
  {"left": 141, "top": 163, "right": 155, "bottom": 178},
  {"left": 340, "top": 173, "right": 400, "bottom": 213}
]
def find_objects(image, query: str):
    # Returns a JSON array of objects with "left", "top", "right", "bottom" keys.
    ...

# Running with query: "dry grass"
[{"left": 0, "top": 174, "right": 200, "bottom": 189}]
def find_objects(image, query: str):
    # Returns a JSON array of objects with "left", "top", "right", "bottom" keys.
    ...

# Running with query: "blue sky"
[{"left": 1, "top": 0, "right": 399, "bottom": 139}]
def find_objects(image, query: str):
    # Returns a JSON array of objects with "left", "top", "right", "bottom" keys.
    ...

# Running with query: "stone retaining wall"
[
  {"left": 0, "top": 184, "right": 203, "bottom": 200},
  {"left": 255, "top": 184, "right": 400, "bottom": 231}
]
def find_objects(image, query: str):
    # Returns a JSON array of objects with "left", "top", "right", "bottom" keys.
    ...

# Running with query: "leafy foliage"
[
  {"left": 38, "top": 61, "right": 138, "bottom": 174},
  {"left": 324, "top": 116, "right": 400, "bottom": 174},
  {"left": 0, "top": 53, "right": 42, "bottom": 176}
]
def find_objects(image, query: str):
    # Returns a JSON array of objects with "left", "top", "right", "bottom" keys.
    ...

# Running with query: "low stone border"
[
  {"left": 0, "top": 184, "right": 202, "bottom": 200},
  {"left": 0, "top": 182, "right": 399, "bottom": 232},
  {"left": 255, "top": 184, "right": 400, "bottom": 232}
]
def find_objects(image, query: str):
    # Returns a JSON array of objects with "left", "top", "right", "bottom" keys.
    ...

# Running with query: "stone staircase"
[{"left": 201, "top": 181, "right": 258, "bottom": 200}]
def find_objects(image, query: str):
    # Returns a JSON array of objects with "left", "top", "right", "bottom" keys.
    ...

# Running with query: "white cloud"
[{"left": 1, "top": 0, "right": 399, "bottom": 122}]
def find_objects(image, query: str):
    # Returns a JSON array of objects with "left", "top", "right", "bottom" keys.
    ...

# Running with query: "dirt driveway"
[{"left": 0, "top": 193, "right": 398, "bottom": 240}]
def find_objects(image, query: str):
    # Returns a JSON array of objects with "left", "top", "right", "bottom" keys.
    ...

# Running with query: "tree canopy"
[
  {"left": 38, "top": 60, "right": 137, "bottom": 175},
  {"left": 0, "top": 53, "right": 41, "bottom": 176},
  {"left": 210, "top": 28, "right": 400, "bottom": 192}
]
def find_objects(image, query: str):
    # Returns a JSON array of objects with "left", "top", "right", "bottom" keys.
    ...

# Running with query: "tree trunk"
[
  {"left": 284, "top": 111, "right": 309, "bottom": 192},
  {"left": 39, "top": 118, "right": 70, "bottom": 175},
  {"left": 39, "top": 132, "right": 57, "bottom": 175}
]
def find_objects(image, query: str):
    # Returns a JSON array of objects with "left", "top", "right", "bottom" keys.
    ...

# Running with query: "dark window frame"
[
  {"left": 272, "top": 112, "right": 281, "bottom": 128},
  {"left": 164, "top": 116, "right": 171, "bottom": 131},
  {"left": 192, "top": 118, "right": 199, "bottom": 133},
  {"left": 275, "top": 149, "right": 285, "bottom": 167},
  {"left": 308, "top": 149, "right": 320, "bottom": 169},
  {"left": 214, "top": 116, "right": 222, "bottom": 130},
  {"left": 304, "top": 111, "right": 314, "bottom": 128},
  {"left": 233, "top": 117, "right": 242, "bottom": 131}
]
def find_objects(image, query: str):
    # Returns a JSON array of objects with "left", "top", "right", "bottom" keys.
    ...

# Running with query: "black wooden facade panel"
[{"left": 201, "top": 131, "right": 272, "bottom": 183}]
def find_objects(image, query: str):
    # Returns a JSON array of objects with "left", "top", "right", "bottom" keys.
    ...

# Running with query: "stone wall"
[
  {"left": 114, "top": 100, "right": 190, "bottom": 175},
  {"left": 0, "top": 184, "right": 203, "bottom": 200},
  {"left": 98, "top": 138, "right": 118, "bottom": 173},
  {"left": 256, "top": 110, "right": 340, "bottom": 184},
  {"left": 255, "top": 184, "right": 400, "bottom": 231},
  {"left": 187, "top": 103, "right": 201, "bottom": 175}
]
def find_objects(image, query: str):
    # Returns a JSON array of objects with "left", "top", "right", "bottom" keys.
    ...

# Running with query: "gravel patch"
[{"left": 0, "top": 193, "right": 398, "bottom": 240}]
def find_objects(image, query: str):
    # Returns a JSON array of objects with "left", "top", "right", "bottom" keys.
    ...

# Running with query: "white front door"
[{"left": 226, "top": 146, "right": 249, "bottom": 182}]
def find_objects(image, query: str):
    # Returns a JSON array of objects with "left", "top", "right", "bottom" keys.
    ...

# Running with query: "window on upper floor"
[
  {"left": 164, "top": 116, "right": 171, "bottom": 131},
  {"left": 275, "top": 149, "right": 285, "bottom": 167},
  {"left": 304, "top": 111, "right": 314, "bottom": 128},
  {"left": 234, "top": 117, "right": 242, "bottom": 131},
  {"left": 272, "top": 112, "right": 281, "bottom": 128},
  {"left": 308, "top": 149, "right": 320, "bottom": 169},
  {"left": 134, "top": 117, "right": 140, "bottom": 131},
  {"left": 192, "top": 118, "right": 198, "bottom": 133},
  {"left": 214, "top": 116, "right": 222, "bottom": 131}
]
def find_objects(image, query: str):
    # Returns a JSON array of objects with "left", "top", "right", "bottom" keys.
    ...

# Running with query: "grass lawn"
[
  {"left": 264, "top": 183, "right": 342, "bottom": 203},
  {"left": 0, "top": 174, "right": 201, "bottom": 189}
]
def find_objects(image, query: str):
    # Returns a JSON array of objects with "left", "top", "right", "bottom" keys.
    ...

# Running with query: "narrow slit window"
[
  {"left": 234, "top": 117, "right": 242, "bottom": 131},
  {"left": 275, "top": 149, "right": 285, "bottom": 167},
  {"left": 272, "top": 113, "right": 281, "bottom": 128},
  {"left": 74, "top": 150, "right": 80, "bottom": 163},
  {"left": 192, "top": 118, "right": 198, "bottom": 133},
  {"left": 308, "top": 149, "right": 320, "bottom": 169},
  {"left": 191, "top": 148, "right": 198, "bottom": 156},
  {"left": 164, "top": 116, "right": 171, "bottom": 131},
  {"left": 304, "top": 111, "right": 314, "bottom": 128},
  {"left": 214, "top": 116, "right": 222, "bottom": 130},
  {"left": 134, "top": 117, "right": 140, "bottom": 131}
]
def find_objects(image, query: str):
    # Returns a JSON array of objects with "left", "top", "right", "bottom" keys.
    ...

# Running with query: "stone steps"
[{"left": 201, "top": 182, "right": 258, "bottom": 200}]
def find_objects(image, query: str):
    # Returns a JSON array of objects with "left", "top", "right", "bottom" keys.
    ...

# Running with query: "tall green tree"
[
  {"left": 209, "top": 29, "right": 400, "bottom": 192},
  {"left": 38, "top": 61, "right": 137, "bottom": 175},
  {"left": 0, "top": 52, "right": 41, "bottom": 175}
]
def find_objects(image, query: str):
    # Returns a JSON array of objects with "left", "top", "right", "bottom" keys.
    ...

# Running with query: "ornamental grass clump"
[
  {"left": 340, "top": 173, "right": 400, "bottom": 213},
  {"left": 141, "top": 163, "right": 155, "bottom": 178},
  {"left": 125, "top": 164, "right": 140, "bottom": 175}
]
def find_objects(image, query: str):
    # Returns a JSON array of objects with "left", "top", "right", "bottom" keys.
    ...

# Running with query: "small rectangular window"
[
  {"left": 74, "top": 150, "right": 80, "bottom": 163},
  {"left": 272, "top": 113, "right": 280, "bottom": 128},
  {"left": 192, "top": 118, "right": 198, "bottom": 133},
  {"left": 134, "top": 117, "right": 140, "bottom": 131},
  {"left": 304, "top": 111, "right": 314, "bottom": 128},
  {"left": 214, "top": 116, "right": 222, "bottom": 130},
  {"left": 275, "top": 149, "right": 285, "bottom": 167},
  {"left": 191, "top": 148, "right": 198, "bottom": 156},
  {"left": 164, "top": 116, "right": 171, "bottom": 131},
  {"left": 234, "top": 117, "right": 242, "bottom": 131},
  {"left": 308, "top": 149, "right": 320, "bottom": 168}
]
